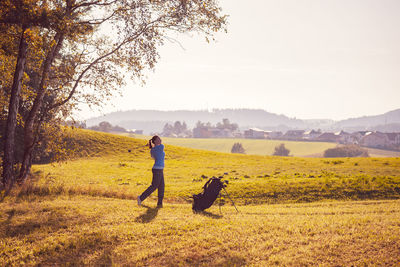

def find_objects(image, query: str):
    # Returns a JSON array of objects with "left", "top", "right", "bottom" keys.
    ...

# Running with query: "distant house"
[
  {"left": 209, "top": 128, "right": 233, "bottom": 138},
  {"left": 343, "top": 134, "right": 360, "bottom": 144},
  {"left": 177, "top": 132, "right": 192, "bottom": 138},
  {"left": 315, "top": 132, "right": 341, "bottom": 142},
  {"left": 282, "top": 130, "right": 305, "bottom": 140},
  {"left": 361, "top": 132, "right": 389, "bottom": 148},
  {"left": 223, "top": 129, "right": 234, "bottom": 138},
  {"left": 386, "top": 133, "right": 400, "bottom": 146},
  {"left": 233, "top": 131, "right": 243, "bottom": 138},
  {"left": 304, "top": 129, "right": 322, "bottom": 140},
  {"left": 193, "top": 127, "right": 212, "bottom": 138},
  {"left": 353, "top": 131, "right": 371, "bottom": 139},
  {"left": 336, "top": 130, "right": 353, "bottom": 144},
  {"left": 268, "top": 131, "right": 283, "bottom": 139},
  {"left": 129, "top": 129, "right": 143, "bottom": 135},
  {"left": 193, "top": 127, "right": 235, "bottom": 138},
  {"left": 347, "top": 131, "right": 371, "bottom": 144},
  {"left": 244, "top": 128, "right": 270, "bottom": 139}
]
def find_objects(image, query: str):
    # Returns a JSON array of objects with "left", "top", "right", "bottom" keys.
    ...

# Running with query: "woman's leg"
[
  {"left": 140, "top": 169, "right": 161, "bottom": 202},
  {"left": 157, "top": 170, "right": 164, "bottom": 206}
]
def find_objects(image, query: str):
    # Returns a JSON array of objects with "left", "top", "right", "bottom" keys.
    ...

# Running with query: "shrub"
[
  {"left": 231, "top": 143, "right": 245, "bottom": 154},
  {"left": 273, "top": 143, "right": 290, "bottom": 156},
  {"left": 323, "top": 144, "right": 369, "bottom": 158}
]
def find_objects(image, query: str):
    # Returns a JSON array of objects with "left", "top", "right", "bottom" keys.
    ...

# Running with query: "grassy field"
[
  {"left": 126, "top": 133, "right": 400, "bottom": 158},
  {"left": 127, "top": 134, "right": 337, "bottom": 157},
  {"left": 1, "top": 197, "right": 399, "bottom": 266},
  {"left": 1, "top": 128, "right": 400, "bottom": 265},
  {"left": 366, "top": 147, "right": 400, "bottom": 157},
  {"left": 22, "top": 129, "right": 400, "bottom": 204}
]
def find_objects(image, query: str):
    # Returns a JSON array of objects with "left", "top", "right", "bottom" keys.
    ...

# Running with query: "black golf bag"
[{"left": 192, "top": 177, "right": 226, "bottom": 212}]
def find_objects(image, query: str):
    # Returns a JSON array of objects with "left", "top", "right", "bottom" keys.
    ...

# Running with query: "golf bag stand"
[{"left": 219, "top": 187, "right": 239, "bottom": 213}]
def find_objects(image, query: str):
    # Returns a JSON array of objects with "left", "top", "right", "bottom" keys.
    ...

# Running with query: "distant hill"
[
  {"left": 86, "top": 109, "right": 308, "bottom": 134},
  {"left": 85, "top": 108, "right": 400, "bottom": 134},
  {"left": 332, "top": 109, "right": 400, "bottom": 132}
]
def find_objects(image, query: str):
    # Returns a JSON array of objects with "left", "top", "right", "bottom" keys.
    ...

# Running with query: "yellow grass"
[
  {"left": 1, "top": 196, "right": 399, "bottom": 266},
  {"left": 1, "top": 128, "right": 400, "bottom": 265},
  {"left": 24, "top": 129, "right": 400, "bottom": 204}
]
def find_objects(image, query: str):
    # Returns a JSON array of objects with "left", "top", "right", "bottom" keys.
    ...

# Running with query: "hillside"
[
  {"left": 20, "top": 128, "right": 400, "bottom": 204},
  {"left": 333, "top": 108, "right": 400, "bottom": 131},
  {"left": 1, "top": 129, "right": 400, "bottom": 265}
]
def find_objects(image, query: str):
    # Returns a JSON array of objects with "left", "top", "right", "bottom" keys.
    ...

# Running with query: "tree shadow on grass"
[
  {"left": 135, "top": 205, "right": 160, "bottom": 223},
  {"left": 93, "top": 247, "right": 114, "bottom": 266},
  {"left": 180, "top": 252, "right": 246, "bottom": 266},
  {"left": 37, "top": 231, "right": 119, "bottom": 266},
  {"left": 0, "top": 207, "right": 90, "bottom": 239},
  {"left": 0, "top": 207, "right": 121, "bottom": 266},
  {"left": 217, "top": 255, "right": 247, "bottom": 266},
  {"left": 194, "top": 210, "right": 223, "bottom": 219}
]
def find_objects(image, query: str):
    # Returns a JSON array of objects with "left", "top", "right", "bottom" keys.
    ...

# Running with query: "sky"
[{"left": 78, "top": 0, "right": 400, "bottom": 121}]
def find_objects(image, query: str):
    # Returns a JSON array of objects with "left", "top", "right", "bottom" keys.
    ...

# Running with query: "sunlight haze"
[{"left": 78, "top": 0, "right": 400, "bottom": 121}]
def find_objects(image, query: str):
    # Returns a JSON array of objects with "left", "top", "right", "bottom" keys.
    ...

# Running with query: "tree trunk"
[
  {"left": 18, "top": 33, "right": 64, "bottom": 184},
  {"left": 2, "top": 28, "right": 28, "bottom": 190},
  {"left": 18, "top": 115, "right": 43, "bottom": 184}
]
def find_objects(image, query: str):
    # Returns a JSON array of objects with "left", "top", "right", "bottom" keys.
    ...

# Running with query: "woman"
[{"left": 137, "top": 135, "right": 165, "bottom": 208}]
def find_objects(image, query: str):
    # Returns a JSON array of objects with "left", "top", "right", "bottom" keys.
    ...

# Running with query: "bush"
[
  {"left": 323, "top": 145, "right": 369, "bottom": 158},
  {"left": 273, "top": 143, "right": 290, "bottom": 156},
  {"left": 231, "top": 143, "right": 245, "bottom": 154}
]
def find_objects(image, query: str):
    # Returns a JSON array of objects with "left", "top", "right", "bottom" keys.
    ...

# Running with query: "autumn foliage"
[{"left": 1, "top": 0, "right": 227, "bottom": 189}]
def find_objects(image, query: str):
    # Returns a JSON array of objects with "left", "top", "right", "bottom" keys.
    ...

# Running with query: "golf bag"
[{"left": 192, "top": 177, "right": 226, "bottom": 212}]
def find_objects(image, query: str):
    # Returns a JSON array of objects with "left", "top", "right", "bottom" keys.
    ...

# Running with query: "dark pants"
[{"left": 139, "top": 169, "right": 164, "bottom": 205}]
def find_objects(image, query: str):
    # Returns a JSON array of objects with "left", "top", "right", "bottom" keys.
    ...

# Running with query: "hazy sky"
[{"left": 78, "top": 0, "right": 400, "bottom": 121}]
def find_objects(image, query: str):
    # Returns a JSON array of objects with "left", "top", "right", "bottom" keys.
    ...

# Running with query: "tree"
[
  {"left": 216, "top": 118, "right": 238, "bottom": 131},
  {"left": 98, "top": 121, "right": 113, "bottom": 132},
  {"left": 162, "top": 121, "right": 188, "bottom": 136},
  {"left": 1, "top": 28, "right": 28, "bottom": 189},
  {"left": 174, "top": 121, "right": 183, "bottom": 134},
  {"left": 273, "top": 143, "right": 290, "bottom": 156},
  {"left": 196, "top": 121, "right": 205, "bottom": 128},
  {"left": 0, "top": 0, "right": 73, "bottom": 188},
  {"left": 1, "top": 0, "right": 227, "bottom": 189},
  {"left": 162, "top": 123, "right": 173, "bottom": 135},
  {"left": 231, "top": 143, "right": 245, "bottom": 154},
  {"left": 323, "top": 145, "right": 369, "bottom": 158}
]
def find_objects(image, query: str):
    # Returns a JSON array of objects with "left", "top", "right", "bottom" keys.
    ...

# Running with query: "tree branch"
[
  {"left": 71, "top": 0, "right": 118, "bottom": 12},
  {"left": 48, "top": 20, "right": 160, "bottom": 111}
]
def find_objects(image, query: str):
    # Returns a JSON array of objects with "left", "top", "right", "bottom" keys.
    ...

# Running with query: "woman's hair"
[{"left": 151, "top": 135, "right": 160, "bottom": 143}]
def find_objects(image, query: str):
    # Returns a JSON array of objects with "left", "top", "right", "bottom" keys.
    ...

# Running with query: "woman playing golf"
[{"left": 137, "top": 135, "right": 165, "bottom": 208}]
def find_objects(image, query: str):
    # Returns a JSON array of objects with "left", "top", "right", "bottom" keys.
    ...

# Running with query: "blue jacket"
[{"left": 151, "top": 144, "right": 165, "bottom": 169}]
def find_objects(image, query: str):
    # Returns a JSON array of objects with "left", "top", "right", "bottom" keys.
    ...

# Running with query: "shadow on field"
[
  {"left": 93, "top": 247, "right": 114, "bottom": 266},
  {"left": 195, "top": 210, "right": 223, "bottom": 219},
  {"left": 183, "top": 252, "right": 246, "bottom": 266},
  {"left": 0, "top": 207, "right": 90, "bottom": 239},
  {"left": 135, "top": 205, "right": 160, "bottom": 223},
  {"left": 215, "top": 255, "right": 247, "bottom": 266},
  {"left": 37, "top": 232, "right": 119, "bottom": 266},
  {"left": 1, "top": 206, "right": 122, "bottom": 266}
]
